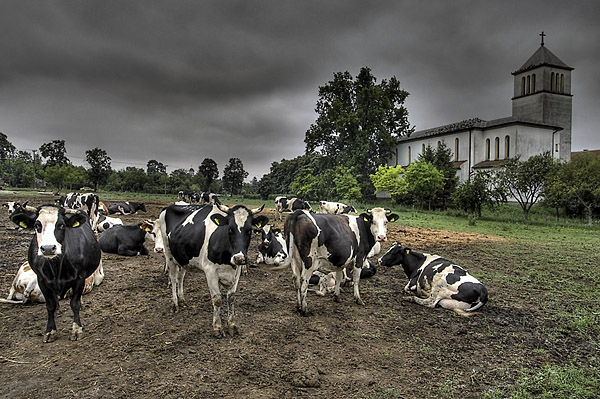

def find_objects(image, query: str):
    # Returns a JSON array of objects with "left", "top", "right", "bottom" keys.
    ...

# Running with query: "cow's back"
[{"left": 162, "top": 204, "right": 211, "bottom": 266}]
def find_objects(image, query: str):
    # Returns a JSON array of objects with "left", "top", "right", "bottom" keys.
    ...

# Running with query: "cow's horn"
[
  {"left": 24, "top": 205, "right": 38, "bottom": 213},
  {"left": 251, "top": 204, "right": 265, "bottom": 214},
  {"left": 216, "top": 203, "right": 229, "bottom": 213}
]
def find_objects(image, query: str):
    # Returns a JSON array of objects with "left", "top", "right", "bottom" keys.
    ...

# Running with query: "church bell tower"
[{"left": 511, "top": 32, "right": 573, "bottom": 160}]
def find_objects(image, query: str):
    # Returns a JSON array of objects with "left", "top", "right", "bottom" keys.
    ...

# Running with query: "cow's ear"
[
  {"left": 272, "top": 228, "right": 281, "bottom": 235},
  {"left": 64, "top": 212, "right": 88, "bottom": 228},
  {"left": 405, "top": 248, "right": 411, "bottom": 255},
  {"left": 387, "top": 213, "right": 399, "bottom": 223},
  {"left": 252, "top": 215, "right": 269, "bottom": 229},
  {"left": 10, "top": 210, "right": 37, "bottom": 229},
  {"left": 253, "top": 228, "right": 262, "bottom": 235},
  {"left": 210, "top": 214, "right": 227, "bottom": 227},
  {"left": 359, "top": 213, "right": 372, "bottom": 223}
]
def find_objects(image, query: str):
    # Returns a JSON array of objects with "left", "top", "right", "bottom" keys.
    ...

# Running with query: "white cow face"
[{"left": 363, "top": 207, "right": 399, "bottom": 242}]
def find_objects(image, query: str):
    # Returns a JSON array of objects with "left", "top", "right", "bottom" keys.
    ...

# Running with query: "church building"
[{"left": 390, "top": 33, "right": 573, "bottom": 183}]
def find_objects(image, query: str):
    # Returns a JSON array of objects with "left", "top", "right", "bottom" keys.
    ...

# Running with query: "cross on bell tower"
[{"left": 539, "top": 31, "right": 546, "bottom": 46}]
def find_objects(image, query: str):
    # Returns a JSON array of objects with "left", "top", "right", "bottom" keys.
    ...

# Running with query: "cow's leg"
[
  {"left": 298, "top": 264, "right": 315, "bottom": 316},
  {"left": 225, "top": 266, "right": 243, "bottom": 336},
  {"left": 37, "top": 281, "right": 58, "bottom": 343},
  {"left": 69, "top": 280, "right": 86, "bottom": 341},
  {"left": 203, "top": 269, "right": 224, "bottom": 338},
  {"left": 23, "top": 278, "right": 38, "bottom": 301},
  {"left": 166, "top": 257, "right": 185, "bottom": 312},
  {"left": 93, "top": 260, "right": 104, "bottom": 286},
  {"left": 332, "top": 269, "right": 344, "bottom": 302},
  {"left": 352, "top": 264, "right": 364, "bottom": 305},
  {"left": 117, "top": 245, "right": 141, "bottom": 256}
]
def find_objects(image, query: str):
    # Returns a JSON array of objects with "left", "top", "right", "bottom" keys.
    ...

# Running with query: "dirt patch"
[{"left": 0, "top": 194, "right": 580, "bottom": 398}]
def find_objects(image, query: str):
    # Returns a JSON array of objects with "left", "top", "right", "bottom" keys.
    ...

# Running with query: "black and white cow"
[
  {"left": 274, "top": 196, "right": 312, "bottom": 221},
  {"left": 3, "top": 201, "right": 20, "bottom": 216},
  {"left": 308, "top": 261, "right": 377, "bottom": 296},
  {"left": 98, "top": 221, "right": 155, "bottom": 256},
  {"left": 200, "top": 192, "right": 221, "bottom": 206},
  {"left": 284, "top": 207, "right": 399, "bottom": 315},
  {"left": 178, "top": 191, "right": 186, "bottom": 201},
  {"left": 159, "top": 203, "right": 268, "bottom": 337},
  {"left": 95, "top": 214, "right": 124, "bottom": 232},
  {"left": 188, "top": 192, "right": 201, "bottom": 203},
  {"left": 319, "top": 201, "right": 357, "bottom": 215},
  {"left": 107, "top": 201, "right": 147, "bottom": 215},
  {"left": 378, "top": 243, "right": 488, "bottom": 316},
  {"left": 58, "top": 192, "right": 100, "bottom": 231},
  {"left": 10, "top": 205, "right": 102, "bottom": 342},
  {"left": 255, "top": 224, "right": 288, "bottom": 266}
]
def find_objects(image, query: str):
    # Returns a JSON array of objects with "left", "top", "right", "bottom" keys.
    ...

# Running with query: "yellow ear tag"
[
  {"left": 363, "top": 216, "right": 369, "bottom": 222},
  {"left": 19, "top": 221, "right": 28, "bottom": 228},
  {"left": 405, "top": 249, "right": 410, "bottom": 254},
  {"left": 214, "top": 218, "right": 220, "bottom": 225},
  {"left": 72, "top": 221, "right": 80, "bottom": 228},
  {"left": 256, "top": 223, "right": 262, "bottom": 228}
]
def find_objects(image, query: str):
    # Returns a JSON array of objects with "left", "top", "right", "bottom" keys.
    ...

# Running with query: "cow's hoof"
[
  {"left": 228, "top": 324, "right": 239, "bottom": 336},
  {"left": 70, "top": 323, "right": 83, "bottom": 341},
  {"left": 212, "top": 328, "right": 225, "bottom": 338},
  {"left": 43, "top": 330, "right": 57, "bottom": 343},
  {"left": 355, "top": 298, "right": 365, "bottom": 306},
  {"left": 333, "top": 295, "right": 341, "bottom": 303}
]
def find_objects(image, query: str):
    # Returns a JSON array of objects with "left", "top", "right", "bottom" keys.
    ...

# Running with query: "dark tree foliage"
[
  {"left": 222, "top": 158, "right": 248, "bottom": 195},
  {"left": 198, "top": 158, "right": 219, "bottom": 191},
  {"left": 86, "top": 148, "right": 112, "bottom": 191},
  {"left": 257, "top": 154, "right": 325, "bottom": 199},
  {"left": 452, "top": 171, "right": 500, "bottom": 217},
  {"left": 419, "top": 142, "right": 459, "bottom": 209},
  {"left": 39, "top": 140, "right": 70, "bottom": 167},
  {"left": 0, "top": 132, "right": 16, "bottom": 160},
  {"left": 305, "top": 67, "right": 413, "bottom": 196},
  {"left": 147, "top": 160, "right": 167, "bottom": 175}
]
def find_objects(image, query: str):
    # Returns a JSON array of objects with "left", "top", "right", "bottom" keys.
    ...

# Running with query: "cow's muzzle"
[
  {"left": 40, "top": 245, "right": 58, "bottom": 257},
  {"left": 231, "top": 253, "right": 247, "bottom": 266}
]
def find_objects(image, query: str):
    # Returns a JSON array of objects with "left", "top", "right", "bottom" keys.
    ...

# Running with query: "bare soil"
[{"left": 0, "top": 194, "right": 590, "bottom": 398}]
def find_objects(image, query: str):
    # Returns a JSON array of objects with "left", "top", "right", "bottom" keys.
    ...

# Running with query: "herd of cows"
[{"left": 1, "top": 192, "right": 488, "bottom": 342}]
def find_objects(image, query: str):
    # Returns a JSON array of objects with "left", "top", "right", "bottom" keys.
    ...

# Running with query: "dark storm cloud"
[{"left": 1, "top": 1, "right": 599, "bottom": 179}]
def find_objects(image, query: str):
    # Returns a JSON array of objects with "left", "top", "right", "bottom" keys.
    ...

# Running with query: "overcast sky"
[{"left": 1, "top": 1, "right": 599, "bottom": 180}]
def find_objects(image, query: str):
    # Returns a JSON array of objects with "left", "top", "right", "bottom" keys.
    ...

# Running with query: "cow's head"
[
  {"left": 378, "top": 242, "right": 408, "bottom": 267},
  {"left": 360, "top": 207, "right": 399, "bottom": 242},
  {"left": 142, "top": 219, "right": 164, "bottom": 253},
  {"left": 11, "top": 205, "right": 88, "bottom": 258},
  {"left": 213, "top": 204, "right": 269, "bottom": 267},
  {"left": 135, "top": 203, "right": 147, "bottom": 212},
  {"left": 3, "top": 201, "right": 17, "bottom": 215}
]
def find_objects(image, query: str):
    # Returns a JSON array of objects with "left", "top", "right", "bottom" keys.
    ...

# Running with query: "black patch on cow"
[
  {"left": 417, "top": 258, "right": 451, "bottom": 290},
  {"left": 98, "top": 224, "right": 149, "bottom": 256},
  {"left": 313, "top": 214, "right": 356, "bottom": 268},
  {"left": 451, "top": 282, "right": 488, "bottom": 306},
  {"left": 165, "top": 204, "right": 210, "bottom": 266},
  {"left": 445, "top": 266, "right": 468, "bottom": 285}
]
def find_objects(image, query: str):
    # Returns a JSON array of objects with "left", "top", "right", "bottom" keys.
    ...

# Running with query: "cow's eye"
[{"left": 34, "top": 221, "right": 42, "bottom": 233}]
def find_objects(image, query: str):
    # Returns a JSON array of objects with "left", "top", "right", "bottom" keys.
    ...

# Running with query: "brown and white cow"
[
  {"left": 284, "top": 207, "right": 398, "bottom": 315},
  {"left": 378, "top": 243, "right": 488, "bottom": 316}
]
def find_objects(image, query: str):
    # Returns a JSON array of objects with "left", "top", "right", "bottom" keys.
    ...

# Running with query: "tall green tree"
[
  {"left": 147, "top": 160, "right": 167, "bottom": 175},
  {"left": 222, "top": 158, "right": 248, "bottom": 195},
  {"left": 498, "top": 152, "right": 558, "bottom": 221},
  {"left": 86, "top": 148, "right": 112, "bottom": 191},
  {"left": 305, "top": 67, "right": 413, "bottom": 196},
  {"left": 452, "top": 171, "right": 500, "bottom": 217},
  {"left": 404, "top": 160, "right": 445, "bottom": 210},
  {"left": 0, "top": 132, "right": 16, "bottom": 160},
  {"left": 39, "top": 140, "right": 70, "bottom": 167},
  {"left": 370, "top": 165, "right": 408, "bottom": 201},
  {"left": 198, "top": 158, "right": 219, "bottom": 192},
  {"left": 419, "top": 142, "right": 458, "bottom": 208}
]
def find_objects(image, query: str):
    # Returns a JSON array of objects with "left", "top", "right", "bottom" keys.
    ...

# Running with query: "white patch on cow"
[
  {"left": 233, "top": 207, "right": 250, "bottom": 233},
  {"left": 36, "top": 207, "right": 62, "bottom": 257},
  {"left": 368, "top": 207, "right": 389, "bottom": 242},
  {"left": 182, "top": 208, "right": 202, "bottom": 226}
]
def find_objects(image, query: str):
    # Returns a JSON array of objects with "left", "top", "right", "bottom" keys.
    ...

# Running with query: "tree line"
[{"left": 0, "top": 133, "right": 253, "bottom": 196}]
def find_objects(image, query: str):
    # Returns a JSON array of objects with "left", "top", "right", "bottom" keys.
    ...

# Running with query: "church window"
[
  {"left": 485, "top": 139, "right": 490, "bottom": 160},
  {"left": 505, "top": 135, "right": 510, "bottom": 158},
  {"left": 555, "top": 143, "right": 559, "bottom": 153},
  {"left": 454, "top": 138, "right": 459, "bottom": 161},
  {"left": 551, "top": 72, "right": 555, "bottom": 91},
  {"left": 494, "top": 137, "right": 500, "bottom": 160},
  {"left": 532, "top": 74, "right": 536, "bottom": 92},
  {"left": 555, "top": 73, "right": 560, "bottom": 93},
  {"left": 521, "top": 77, "right": 526, "bottom": 96},
  {"left": 560, "top": 74, "right": 565, "bottom": 93},
  {"left": 526, "top": 75, "right": 531, "bottom": 94},
  {"left": 395, "top": 148, "right": 398, "bottom": 166},
  {"left": 422, "top": 143, "right": 425, "bottom": 153},
  {"left": 408, "top": 146, "right": 412, "bottom": 164}
]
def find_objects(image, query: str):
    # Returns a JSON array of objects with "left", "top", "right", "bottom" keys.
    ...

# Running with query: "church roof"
[
  {"left": 512, "top": 45, "right": 573, "bottom": 75},
  {"left": 398, "top": 117, "right": 562, "bottom": 143}
]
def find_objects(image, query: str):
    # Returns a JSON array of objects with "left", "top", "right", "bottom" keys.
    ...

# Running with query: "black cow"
[
  {"left": 200, "top": 192, "right": 221, "bottom": 206},
  {"left": 10, "top": 205, "right": 102, "bottom": 342},
  {"left": 159, "top": 203, "right": 268, "bottom": 337},
  {"left": 255, "top": 224, "right": 288, "bottom": 266},
  {"left": 274, "top": 196, "right": 312, "bottom": 221},
  {"left": 108, "top": 201, "right": 146, "bottom": 215},
  {"left": 378, "top": 243, "right": 488, "bottom": 316},
  {"left": 98, "top": 221, "right": 155, "bottom": 256},
  {"left": 284, "top": 207, "right": 398, "bottom": 315},
  {"left": 58, "top": 192, "right": 100, "bottom": 231}
]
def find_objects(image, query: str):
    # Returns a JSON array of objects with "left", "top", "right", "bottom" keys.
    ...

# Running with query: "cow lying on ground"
[
  {"left": 96, "top": 214, "right": 124, "bottom": 232},
  {"left": 108, "top": 201, "right": 146, "bottom": 215},
  {"left": 378, "top": 243, "right": 488, "bottom": 316},
  {"left": 159, "top": 202, "right": 268, "bottom": 337},
  {"left": 255, "top": 225, "right": 288, "bottom": 266},
  {"left": 3, "top": 201, "right": 20, "bottom": 216},
  {"left": 98, "top": 221, "right": 155, "bottom": 256},
  {"left": 284, "top": 207, "right": 398, "bottom": 315},
  {"left": 319, "top": 201, "right": 357, "bottom": 215},
  {"left": 275, "top": 196, "right": 312, "bottom": 221},
  {"left": 10, "top": 205, "right": 102, "bottom": 342},
  {"left": 0, "top": 260, "right": 103, "bottom": 304},
  {"left": 308, "top": 261, "right": 377, "bottom": 296}
]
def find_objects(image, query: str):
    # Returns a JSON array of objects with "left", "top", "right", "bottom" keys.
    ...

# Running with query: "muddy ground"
[{"left": 0, "top": 194, "right": 591, "bottom": 398}]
